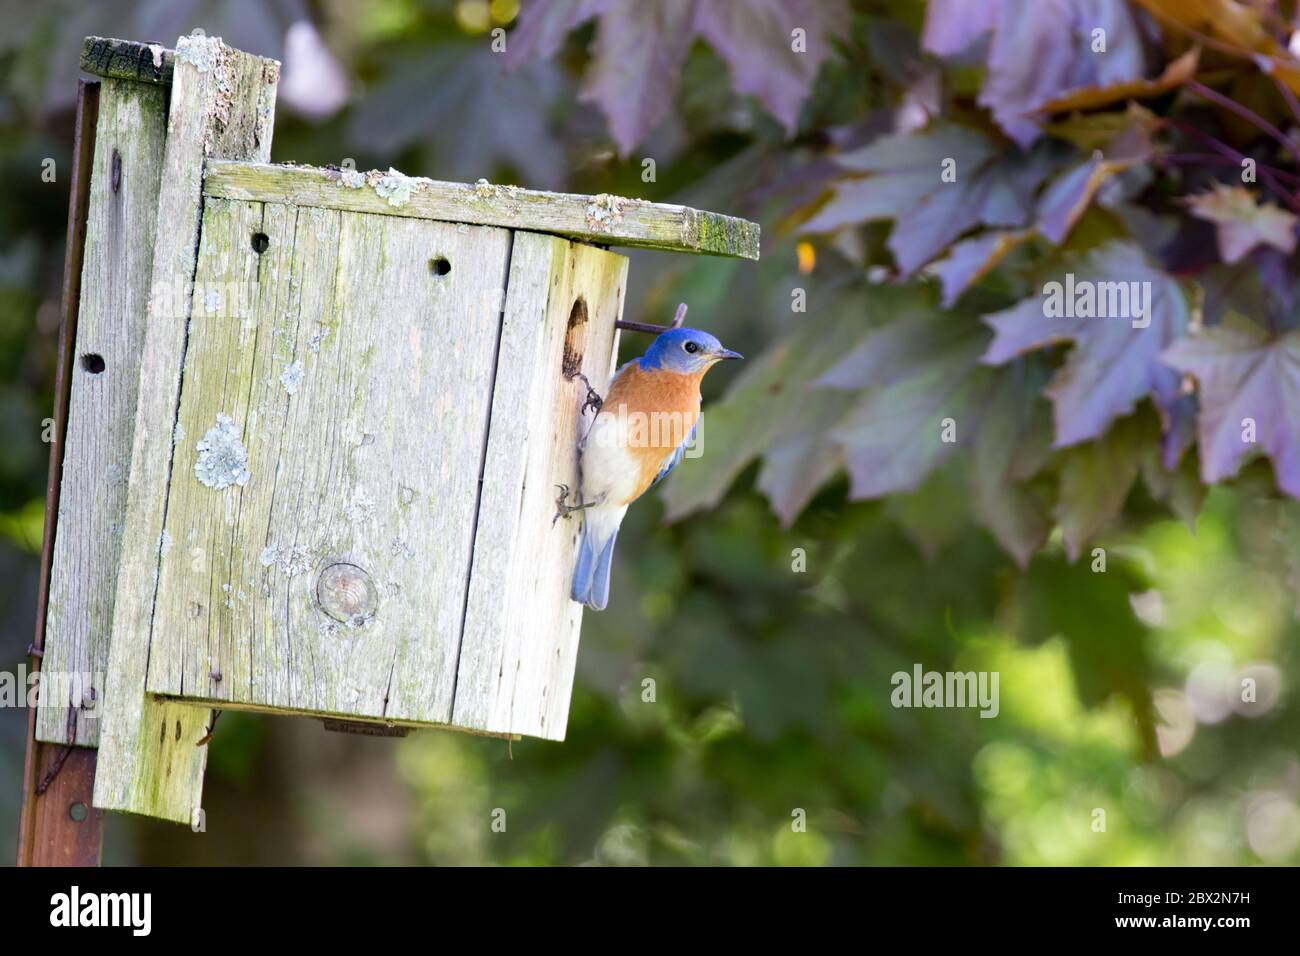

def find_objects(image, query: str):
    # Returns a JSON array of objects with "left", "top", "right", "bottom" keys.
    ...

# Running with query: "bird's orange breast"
[{"left": 602, "top": 362, "right": 703, "bottom": 499}]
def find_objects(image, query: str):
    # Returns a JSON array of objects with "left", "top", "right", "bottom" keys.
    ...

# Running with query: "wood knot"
[
  {"left": 562, "top": 297, "right": 588, "bottom": 380},
  {"left": 316, "top": 562, "right": 378, "bottom": 626}
]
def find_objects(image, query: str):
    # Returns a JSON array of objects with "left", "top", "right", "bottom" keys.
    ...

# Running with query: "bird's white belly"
[{"left": 580, "top": 411, "right": 654, "bottom": 507}]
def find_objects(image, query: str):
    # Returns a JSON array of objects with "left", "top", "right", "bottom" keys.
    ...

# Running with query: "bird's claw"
[
  {"left": 553, "top": 483, "right": 596, "bottom": 526},
  {"left": 576, "top": 373, "right": 603, "bottom": 415},
  {"left": 553, "top": 484, "right": 576, "bottom": 526}
]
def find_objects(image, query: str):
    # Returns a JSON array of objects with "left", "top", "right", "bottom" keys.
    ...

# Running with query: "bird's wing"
[{"left": 649, "top": 421, "right": 696, "bottom": 489}]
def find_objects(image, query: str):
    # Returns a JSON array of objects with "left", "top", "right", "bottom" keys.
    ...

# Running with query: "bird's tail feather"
[{"left": 572, "top": 507, "right": 623, "bottom": 610}]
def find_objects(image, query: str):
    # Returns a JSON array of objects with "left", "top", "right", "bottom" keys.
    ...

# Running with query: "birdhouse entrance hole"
[{"left": 562, "top": 297, "right": 588, "bottom": 380}]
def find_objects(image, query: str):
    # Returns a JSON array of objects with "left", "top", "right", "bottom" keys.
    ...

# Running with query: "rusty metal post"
[{"left": 16, "top": 79, "right": 105, "bottom": 867}]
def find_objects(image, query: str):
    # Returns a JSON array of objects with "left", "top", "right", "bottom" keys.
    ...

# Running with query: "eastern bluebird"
[{"left": 566, "top": 327, "right": 742, "bottom": 610}]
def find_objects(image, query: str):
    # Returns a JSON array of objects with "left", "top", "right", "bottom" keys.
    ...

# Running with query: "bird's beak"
[{"left": 714, "top": 348, "right": 743, "bottom": 361}]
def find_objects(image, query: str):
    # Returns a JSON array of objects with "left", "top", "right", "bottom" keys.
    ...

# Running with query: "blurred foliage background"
[{"left": 3, "top": 0, "right": 1300, "bottom": 865}]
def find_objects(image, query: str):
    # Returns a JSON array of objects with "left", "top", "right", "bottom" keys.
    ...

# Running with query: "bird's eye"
[{"left": 684, "top": 341, "right": 699, "bottom": 354}]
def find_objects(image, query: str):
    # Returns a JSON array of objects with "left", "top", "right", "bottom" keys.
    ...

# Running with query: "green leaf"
[
  {"left": 660, "top": 288, "right": 882, "bottom": 522},
  {"left": 755, "top": 390, "right": 849, "bottom": 525},
  {"left": 1012, "top": 552, "right": 1158, "bottom": 757},
  {"left": 825, "top": 310, "right": 995, "bottom": 497},
  {"left": 885, "top": 463, "right": 969, "bottom": 561},
  {"left": 970, "top": 364, "right": 1054, "bottom": 566},
  {"left": 1140, "top": 447, "right": 1206, "bottom": 529},
  {"left": 1055, "top": 412, "right": 1148, "bottom": 560}
]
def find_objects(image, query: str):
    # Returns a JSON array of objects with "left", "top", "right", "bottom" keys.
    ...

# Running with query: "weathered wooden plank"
[
  {"left": 38, "top": 78, "right": 167, "bottom": 748},
  {"left": 81, "top": 36, "right": 174, "bottom": 86},
  {"left": 454, "top": 233, "right": 625, "bottom": 740},
  {"left": 95, "top": 36, "right": 279, "bottom": 824},
  {"left": 203, "top": 160, "right": 761, "bottom": 260},
  {"left": 145, "top": 201, "right": 511, "bottom": 726},
  {"left": 143, "top": 197, "right": 296, "bottom": 707}
]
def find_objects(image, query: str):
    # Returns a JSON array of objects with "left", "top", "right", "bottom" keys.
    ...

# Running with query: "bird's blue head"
[{"left": 639, "top": 327, "right": 743, "bottom": 374}]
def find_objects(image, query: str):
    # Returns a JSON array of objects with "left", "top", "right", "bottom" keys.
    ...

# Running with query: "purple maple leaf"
[
  {"left": 1162, "top": 316, "right": 1300, "bottom": 498},
  {"left": 980, "top": 241, "right": 1189, "bottom": 450},
  {"left": 922, "top": 0, "right": 1145, "bottom": 147},
  {"left": 507, "top": 0, "right": 847, "bottom": 154},
  {"left": 802, "top": 124, "right": 1052, "bottom": 276}
]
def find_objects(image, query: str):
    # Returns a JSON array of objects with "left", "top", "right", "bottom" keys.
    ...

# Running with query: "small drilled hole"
[
  {"left": 251, "top": 232, "right": 270, "bottom": 254},
  {"left": 69, "top": 802, "right": 88, "bottom": 822},
  {"left": 81, "top": 354, "right": 105, "bottom": 374},
  {"left": 429, "top": 257, "right": 451, "bottom": 276}
]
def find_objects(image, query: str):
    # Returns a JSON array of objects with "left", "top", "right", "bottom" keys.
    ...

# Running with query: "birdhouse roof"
[
  {"left": 81, "top": 35, "right": 760, "bottom": 261},
  {"left": 201, "top": 161, "right": 760, "bottom": 260}
]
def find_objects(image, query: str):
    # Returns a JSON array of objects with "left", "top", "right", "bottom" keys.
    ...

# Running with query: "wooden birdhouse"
[{"left": 34, "top": 35, "right": 758, "bottom": 825}]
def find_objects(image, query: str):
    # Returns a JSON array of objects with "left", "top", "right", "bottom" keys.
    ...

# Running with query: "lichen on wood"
[
  {"left": 279, "top": 360, "right": 304, "bottom": 394},
  {"left": 194, "top": 413, "right": 251, "bottom": 489},
  {"left": 373, "top": 167, "right": 417, "bottom": 207},
  {"left": 174, "top": 34, "right": 215, "bottom": 73},
  {"left": 584, "top": 193, "right": 627, "bottom": 232}
]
